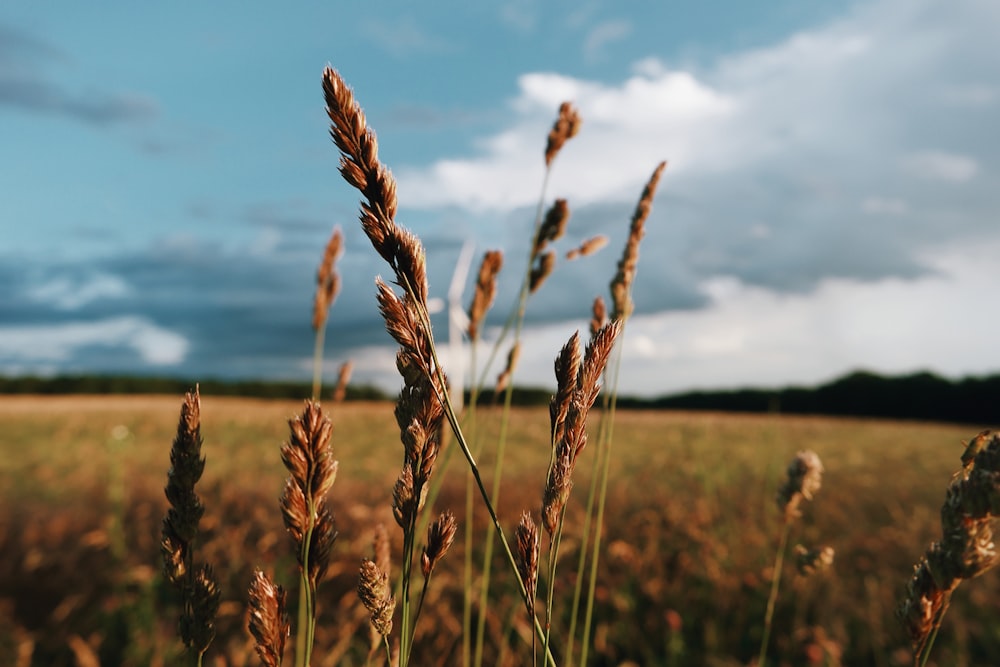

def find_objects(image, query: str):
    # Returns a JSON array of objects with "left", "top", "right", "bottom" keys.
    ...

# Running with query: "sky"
[{"left": 1, "top": 0, "right": 998, "bottom": 398}]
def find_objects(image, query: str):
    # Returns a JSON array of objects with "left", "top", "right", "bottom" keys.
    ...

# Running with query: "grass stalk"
[
  {"left": 564, "top": 390, "right": 611, "bottom": 666},
  {"left": 758, "top": 515, "right": 792, "bottom": 667},
  {"left": 310, "top": 323, "right": 326, "bottom": 401},
  {"left": 577, "top": 335, "right": 624, "bottom": 667}
]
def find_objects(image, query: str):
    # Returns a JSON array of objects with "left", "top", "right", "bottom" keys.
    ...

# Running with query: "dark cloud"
[{"left": 0, "top": 22, "right": 157, "bottom": 126}]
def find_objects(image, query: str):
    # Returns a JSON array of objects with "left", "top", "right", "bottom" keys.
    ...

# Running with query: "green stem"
[
  {"left": 916, "top": 596, "right": 950, "bottom": 667},
  {"left": 758, "top": 514, "right": 792, "bottom": 667},
  {"left": 473, "top": 377, "right": 516, "bottom": 667},
  {"left": 395, "top": 250, "right": 556, "bottom": 665},
  {"left": 579, "top": 334, "right": 625, "bottom": 667},
  {"left": 400, "top": 511, "right": 418, "bottom": 666},
  {"left": 542, "top": 510, "right": 567, "bottom": 664},
  {"left": 311, "top": 323, "right": 326, "bottom": 401},
  {"left": 564, "top": 394, "right": 610, "bottom": 666},
  {"left": 473, "top": 160, "right": 552, "bottom": 667}
]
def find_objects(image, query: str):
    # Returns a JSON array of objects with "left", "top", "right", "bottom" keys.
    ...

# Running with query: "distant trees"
[{"left": 0, "top": 369, "right": 997, "bottom": 425}]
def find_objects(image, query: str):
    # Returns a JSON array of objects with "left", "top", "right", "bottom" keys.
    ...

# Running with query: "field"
[{"left": 0, "top": 394, "right": 994, "bottom": 666}]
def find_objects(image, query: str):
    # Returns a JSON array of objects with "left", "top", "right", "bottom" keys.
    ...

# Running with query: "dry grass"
[{"left": 0, "top": 395, "right": 995, "bottom": 665}]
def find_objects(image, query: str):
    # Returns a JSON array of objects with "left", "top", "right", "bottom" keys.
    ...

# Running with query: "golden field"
[{"left": 0, "top": 394, "right": 994, "bottom": 666}]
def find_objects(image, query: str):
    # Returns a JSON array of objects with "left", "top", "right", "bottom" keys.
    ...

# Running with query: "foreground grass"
[{"left": 0, "top": 394, "right": 994, "bottom": 665}]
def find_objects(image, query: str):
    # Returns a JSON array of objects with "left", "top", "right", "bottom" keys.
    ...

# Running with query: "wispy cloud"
[
  {"left": 361, "top": 16, "right": 453, "bottom": 58},
  {"left": 583, "top": 19, "right": 631, "bottom": 61},
  {"left": 0, "top": 22, "right": 157, "bottom": 125}
]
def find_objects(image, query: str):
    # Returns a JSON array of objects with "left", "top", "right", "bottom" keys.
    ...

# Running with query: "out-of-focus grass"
[{"left": 0, "top": 394, "right": 993, "bottom": 665}]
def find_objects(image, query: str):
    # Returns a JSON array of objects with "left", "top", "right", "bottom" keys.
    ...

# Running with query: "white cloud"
[
  {"left": 491, "top": 238, "right": 1000, "bottom": 396},
  {"left": 0, "top": 316, "right": 189, "bottom": 366},
  {"left": 397, "top": 66, "right": 734, "bottom": 211},
  {"left": 903, "top": 151, "right": 979, "bottom": 183},
  {"left": 25, "top": 273, "right": 131, "bottom": 310},
  {"left": 396, "top": 0, "right": 996, "bottom": 225}
]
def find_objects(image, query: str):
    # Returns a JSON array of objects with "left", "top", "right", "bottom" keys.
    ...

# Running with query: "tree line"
[{"left": 0, "top": 369, "right": 996, "bottom": 425}]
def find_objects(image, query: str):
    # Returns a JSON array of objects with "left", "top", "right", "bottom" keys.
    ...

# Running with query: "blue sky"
[{"left": 2, "top": 0, "right": 998, "bottom": 397}]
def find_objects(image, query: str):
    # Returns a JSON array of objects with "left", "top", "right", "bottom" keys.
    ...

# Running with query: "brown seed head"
[
  {"left": 332, "top": 360, "right": 353, "bottom": 403},
  {"left": 323, "top": 67, "right": 398, "bottom": 263},
  {"left": 468, "top": 250, "right": 504, "bottom": 340},
  {"left": 545, "top": 101, "right": 582, "bottom": 166},
  {"left": 279, "top": 401, "right": 339, "bottom": 575},
  {"left": 898, "top": 431, "right": 1000, "bottom": 657},
  {"left": 534, "top": 199, "right": 570, "bottom": 257},
  {"left": 514, "top": 512, "right": 540, "bottom": 612},
  {"left": 324, "top": 67, "right": 432, "bottom": 321},
  {"left": 609, "top": 161, "right": 667, "bottom": 321},
  {"left": 776, "top": 450, "right": 824, "bottom": 519},
  {"left": 543, "top": 322, "right": 621, "bottom": 535},
  {"left": 542, "top": 449, "right": 573, "bottom": 536},
  {"left": 529, "top": 250, "right": 556, "bottom": 294},
  {"left": 549, "top": 332, "right": 581, "bottom": 446},
  {"left": 567, "top": 234, "right": 609, "bottom": 260},
  {"left": 162, "top": 387, "right": 206, "bottom": 583},
  {"left": 898, "top": 558, "right": 951, "bottom": 651},
  {"left": 590, "top": 296, "right": 607, "bottom": 341},
  {"left": 358, "top": 558, "right": 395, "bottom": 637},
  {"left": 421, "top": 510, "right": 458, "bottom": 578},
  {"left": 495, "top": 342, "right": 522, "bottom": 395},
  {"left": 312, "top": 226, "right": 344, "bottom": 330},
  {"left": 180, "top": 564, "right": 221, "bottom": 656},
  {"left": 248, "top": 570, "right": 290, "bottom": 667}
]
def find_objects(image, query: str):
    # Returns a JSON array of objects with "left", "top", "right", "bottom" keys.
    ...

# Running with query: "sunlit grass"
[{"left": 1, "top": 394, "right": 993, "bottom": 664}]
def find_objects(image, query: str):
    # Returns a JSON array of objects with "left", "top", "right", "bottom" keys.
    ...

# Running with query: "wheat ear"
[
  {"left": 161, "top": 387, "right": 220, "bottom": 665},
  {"left": 311, "top": 226, "right": 344, "bottom": 400},
  {"left": 279, "top": 401, "right": 339, "bottom": 667},
  {"left": 759, "top": 450, "right": 825, "bottom": 667},
  {"left": 899, "top": 430, "right": 1000, "bottom": 666}
]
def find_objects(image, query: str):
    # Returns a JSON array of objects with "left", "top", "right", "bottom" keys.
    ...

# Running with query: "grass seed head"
[
  {"left": 180, "top": 563, "right": 221, "bottom": 656},
  {"left": 777, "top": 450, "right": 824, "bottom": 519},
  {"left": 610, "top": 161, "right": 667, "bottom": 321},
  {"left": 545, "top": 101, "right": 582, "bottom": 166},
  {"left": 359, "top": 558, "right": 395, "bottom": 637},
  {"left": 529, "top": 250, "right": 556, "bottom": 294},
  {"left": 279, "top": 401, "right": 338, "bottom": 578},
  {"left": 495, "top": 342, "right": 522, "bottom": 395},
  {"left": 534, "top": 199, "right": 570, "bottom": 257},
  {"left": 468, "top": 250, "right": 503, "bottom": 340},
  {"left": 421, "top": 510, "right": 458, "bottom": 578},
  {"left": 590, "top": 296, "right": 607, "bottom": 341},
  {"left": 332, "top": 360, "right": 353, "bottom": 403},
  {"left": 248, "top": 570, "right": 289, "bottom": 667},
  {"left": 567, "top": 234, "right": 609, "bottom": 260},
  {"left": 312, "top": 226, "right": 344, "bottom": 331},
  {"left": 514, "top": 512, "right": 540, "bottom": 612}
]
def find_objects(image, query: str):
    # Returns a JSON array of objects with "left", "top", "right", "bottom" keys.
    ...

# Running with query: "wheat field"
[{"left": 0, "top": 394, "right": 993, "bottom": 666}]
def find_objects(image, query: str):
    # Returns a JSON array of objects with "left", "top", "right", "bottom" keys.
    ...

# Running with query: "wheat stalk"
[
  {"left": 160, "top": 386, "right": 220, "bottom": 665},
  {"left": 324, "top": 64, "right": 553, "bottom": 665},
  {"left": 279, "top": 400, "right": 339, "bottom": 667},
  {"left": 759, "top": 450, "right": 825, "bottom": 667},
  {"left": 574, "top": 161, "right": 666, "bottom": 667},
  {"left": 311, "top": 226, "right": 344, "bottom": 400}
]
